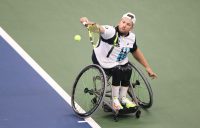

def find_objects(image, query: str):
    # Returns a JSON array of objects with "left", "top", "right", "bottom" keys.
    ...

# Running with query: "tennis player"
[{"left": 80, "top": 12, "right": 157, "bottom": 110}]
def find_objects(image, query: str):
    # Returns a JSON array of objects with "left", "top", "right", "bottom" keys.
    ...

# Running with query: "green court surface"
[{"left": 1, "top": 0, "right": 200, "bottom": 128}]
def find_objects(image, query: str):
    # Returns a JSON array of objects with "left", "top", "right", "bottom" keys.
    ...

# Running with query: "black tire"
[
  {"left": 71, "top": 64, "right": 107, "bottom": 117},
  {"left": 136, "top": 110, "right": 141, "bottom": 118},
  {"left": 129, "top": 62, "right": 153, "bottom": 109}
]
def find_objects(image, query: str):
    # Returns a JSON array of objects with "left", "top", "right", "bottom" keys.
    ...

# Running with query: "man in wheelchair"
[{"left": 80, "top": 12, "right": 157, "bottom": 111}]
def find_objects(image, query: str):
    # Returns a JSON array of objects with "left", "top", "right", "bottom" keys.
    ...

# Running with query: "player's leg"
[
  {"left": 120, "top": 63, "right": 136, "bottom": 108},
  {"left": 111, "top": 68, "right": 123, "bottom": 110}
]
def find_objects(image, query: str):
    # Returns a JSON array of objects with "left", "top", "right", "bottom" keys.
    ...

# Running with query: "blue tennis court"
[{"left": 0, "top": 28, "right": 100, "bottom": 128}]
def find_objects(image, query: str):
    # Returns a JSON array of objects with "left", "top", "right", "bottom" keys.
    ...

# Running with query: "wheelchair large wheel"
[
  {"left": 71, "top": 64, "right": 107, "bottom": 117},
  {"left": 129, "top": 62, "right": 153, "bottom": 109}
]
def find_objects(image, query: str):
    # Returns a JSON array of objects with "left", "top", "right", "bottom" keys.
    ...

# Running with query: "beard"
[{"left": 118, "top": 27, "right": 129, "bottom": 36}]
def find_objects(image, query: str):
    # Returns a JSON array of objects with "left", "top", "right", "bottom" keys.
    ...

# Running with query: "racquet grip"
[{"left": 82, "top": 22, "right": 87, "bottom": 26}]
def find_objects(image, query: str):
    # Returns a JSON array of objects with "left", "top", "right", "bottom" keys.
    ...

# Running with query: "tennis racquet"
[{"left": 82, "top": 22, "right": 100, "bottom": 48}]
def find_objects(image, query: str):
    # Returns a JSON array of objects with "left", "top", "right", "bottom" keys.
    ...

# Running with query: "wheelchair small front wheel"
[{"left": 71, "top": 64, "right": 107, "bottom": 117}]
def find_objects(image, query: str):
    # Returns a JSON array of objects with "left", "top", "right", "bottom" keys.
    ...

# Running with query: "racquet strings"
[{"left": 88, "top": 24, "right": 100, "bottom": 48}]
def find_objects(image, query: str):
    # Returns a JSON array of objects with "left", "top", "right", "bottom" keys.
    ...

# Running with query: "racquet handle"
[{"left": 82, "top": 22, "right": 88, "bottom": 27}]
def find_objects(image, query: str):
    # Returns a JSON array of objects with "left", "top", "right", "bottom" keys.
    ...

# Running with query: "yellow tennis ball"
[{"left": 74, "top": 35, "right": 81, "bottom": 41}]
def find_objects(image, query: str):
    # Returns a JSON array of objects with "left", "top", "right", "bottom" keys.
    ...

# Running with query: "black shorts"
[{"left": 92, "top": 51, "right": 132, "bottom": 87}]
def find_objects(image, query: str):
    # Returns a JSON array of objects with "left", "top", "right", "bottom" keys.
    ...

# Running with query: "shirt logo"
[{"left": 116, "top": 48, "right": 130, "bottom": 61}]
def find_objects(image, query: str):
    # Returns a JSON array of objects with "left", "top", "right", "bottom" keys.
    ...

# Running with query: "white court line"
[
  {"left": 0, "top": 26, "right": 101, "bottom": 128},
  {"left": 78, "top": 121, "right": 88, "bottom": 123}
]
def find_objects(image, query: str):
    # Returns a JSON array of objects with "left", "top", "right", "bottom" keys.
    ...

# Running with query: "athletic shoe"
[
  {"left": 112, "top": 97, "right": 123, "bottom": 110},
  {"left": 121, "top": 97, "right": 136, "bottom": 108}
]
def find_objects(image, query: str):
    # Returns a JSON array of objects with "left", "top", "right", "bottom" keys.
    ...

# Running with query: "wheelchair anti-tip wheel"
[
  {"left": 71, "top": 64, "right": 107, "bottom": 117},
  {"left": 128, "top": 62, "right": 153, "bottom": 109}
]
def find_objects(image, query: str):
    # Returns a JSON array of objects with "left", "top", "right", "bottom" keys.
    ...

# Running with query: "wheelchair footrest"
[
  {"left": 118, "top": 106, "right": 139, "bottom": 114},
  {"left": 103, "top": 103, "right": 139, "bottom": 114}
]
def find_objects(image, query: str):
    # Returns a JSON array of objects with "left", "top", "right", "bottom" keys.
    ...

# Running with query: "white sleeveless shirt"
[{"left": 94, "top": 25, "right": 137, "bottom": 68}]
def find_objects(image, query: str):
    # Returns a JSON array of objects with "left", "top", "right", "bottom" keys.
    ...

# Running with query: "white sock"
[
  {"left": 120, "top": 86, "right": 129, "bottom": 100},
  {"left": 112, "top": 86, "right": 120, "bottom": 99}
]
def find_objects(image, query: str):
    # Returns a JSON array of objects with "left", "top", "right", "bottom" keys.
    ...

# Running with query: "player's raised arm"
[{"left": 80, "top": 17, "right": 105, "bottom": 33}]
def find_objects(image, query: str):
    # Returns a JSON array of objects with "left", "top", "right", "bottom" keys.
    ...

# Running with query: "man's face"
[{"left": 118, "top": 17, "right": 133, "bottom": 35}]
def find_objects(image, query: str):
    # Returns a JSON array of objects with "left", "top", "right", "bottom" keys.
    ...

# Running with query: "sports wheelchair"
[{"left": 71, "top": 62, "right": 153, "bottom": 121}]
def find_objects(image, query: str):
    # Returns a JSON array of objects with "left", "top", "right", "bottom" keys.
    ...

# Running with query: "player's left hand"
[{"left": 146, "top": 67, "right": 158, "bottom": 79}]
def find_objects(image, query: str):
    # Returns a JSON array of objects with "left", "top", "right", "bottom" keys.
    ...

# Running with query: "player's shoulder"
[
  {"left": 126, "top": 31, "right": 136, "bottom": 43},
  {"left": 101, "top": 25, "right": 116, "bottom": 39},
  {"left": 102, "top": 25, "right": 115, "bottom": 31},
  {"left": 128, "top": 31, "right": 136, "bottom": 38}
]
